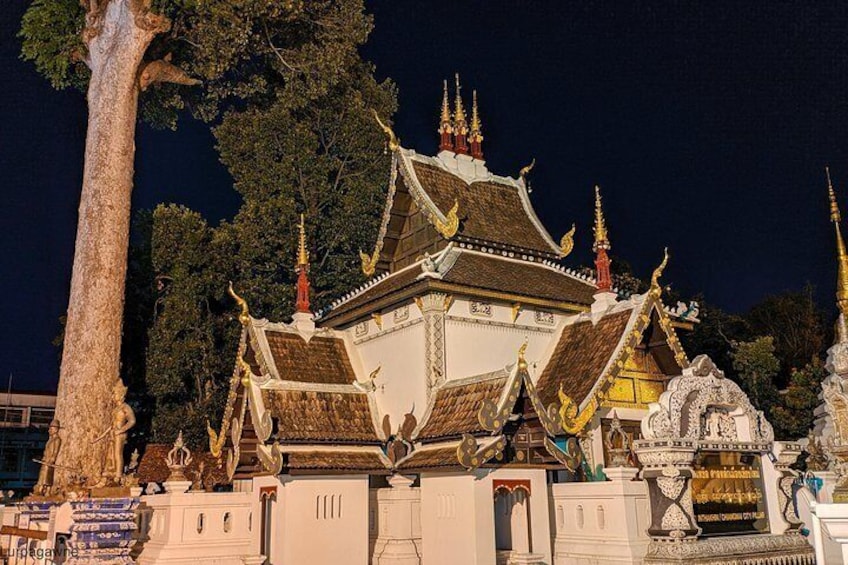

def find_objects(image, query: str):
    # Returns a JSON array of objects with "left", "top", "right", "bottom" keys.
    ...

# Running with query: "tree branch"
[{"left": 138, "top": 53, "right": 201, "bottom": 91}]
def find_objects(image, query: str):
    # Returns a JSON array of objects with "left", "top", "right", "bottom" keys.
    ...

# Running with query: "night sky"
[{"left": 2, "top": 1, "right": 846, "bottom": 391}]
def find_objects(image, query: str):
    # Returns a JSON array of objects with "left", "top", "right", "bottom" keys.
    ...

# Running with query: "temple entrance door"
[{"left": 493, "top": 485, "right": 532, "bottom": 565}]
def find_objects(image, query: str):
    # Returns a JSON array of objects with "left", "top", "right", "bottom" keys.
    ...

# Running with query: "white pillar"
[{"left": 373, "top": 475, "right": 422, "bottom": 565}]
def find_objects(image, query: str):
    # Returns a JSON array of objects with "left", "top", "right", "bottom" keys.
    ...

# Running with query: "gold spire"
[
  {"left": 827, "top": 167, "right": 848, "bottom": 316},
  {"left": 297, "top": 213, "right": 309, "bottom": 268},
  {"left": 593, "top": 185, "right": 610, "bottom": 251},
  {"left": 469, "top": 90, "right": 482, "bottom": 141},
  {"left": 440, "top": 80, "right": 452, "bottom": 129},
  {"left": 453, "top": 73, "right": 467, "bottom": 133}
]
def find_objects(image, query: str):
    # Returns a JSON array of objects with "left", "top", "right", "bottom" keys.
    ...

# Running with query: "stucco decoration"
[
  {"left": 641, "top": 354, "right": 773, "bottom": 444},
  {"left": 456, "top": 434, "right": 506, "bottom": 471}
]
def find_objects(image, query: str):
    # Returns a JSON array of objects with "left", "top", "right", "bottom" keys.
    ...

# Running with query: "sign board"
[{"left": 691, "top": 450, "right": 769, "bottom": 536}]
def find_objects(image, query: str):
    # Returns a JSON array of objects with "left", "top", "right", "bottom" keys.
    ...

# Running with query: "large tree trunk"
[{"left": 53, "top": 0, "right": 166, "bottom": 487}]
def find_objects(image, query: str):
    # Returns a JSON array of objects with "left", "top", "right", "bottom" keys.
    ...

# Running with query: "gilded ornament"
[
  {"left": 228, "top": 282, "right": 251, "bottom": 327},
  {"left": 650, "top": 247, "right": 670, "bottom": 293},
  {"left": 518, "top": 340, "right": 529, "bottom": 371},
  {"left": 372, "top": 312, "right": 383, "bottom": 330},
  {"left": 827, "top": 167, "right": 848, "bottom": 316},
  {"left": 434, "top": 199, "right": 460, "bottom": 238},
  {"left": 443, "top": 294, "right": 454, "bottom": 312},
  {"left": 372, "top": 109, "right": 400, "bottom": 151},
  {"left": 593, "top": 185, "right": 609, "bottom": 248},
  {"left": 559, "top": 223, "right": 576, "bottom": 257},
  {"left": 519, "top": 158, "right": 535, "bottom": 182},
  {"left": 359, "top": 249, "right": 379, "bottom": 277},
  {"left": 511, "top": 303, "right": 522, "bottom": 323}
]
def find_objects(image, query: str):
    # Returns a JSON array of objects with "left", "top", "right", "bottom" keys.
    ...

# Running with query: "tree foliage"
[
  {"left": 125, "top": 1, "right": 396, "bottom": 447},
  {"left": 771, "top": 361, "right": 827, "bottom": 440},
  {"left": 729, "top": 336, "right": 781, "bottom": 420}
]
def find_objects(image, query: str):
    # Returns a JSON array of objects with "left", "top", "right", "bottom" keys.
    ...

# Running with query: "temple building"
[{"left": 175, "top": 77, "right": 808, "bottom": 565}]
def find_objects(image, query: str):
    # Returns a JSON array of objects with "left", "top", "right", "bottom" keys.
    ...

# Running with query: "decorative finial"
[
  {"left": 166, "top": 430, "right": 193, "bottom": 483},
  {"left": 297, "top": 213, "right": 309, "bottom": 267},
  {"left": 228, "top": 282, "right": 251, "bottom": 326},
  {"left": 560, "top": 223, "right": 576, "bottom": 257},
  {"left": 592, "top": 186, "right": 613, "bottom": 294},
  {"left": 295, "top": 214, "right": 311, "bottom": 315},
  {"left": 519, "top": 158, "right": 535, "bottom": 182},
  {"left": 827, "top": 167, "right": 848, "bottom": 317},
  {"left": 593, "top": 185, "right": 609, "bottom": 250},
  {"left": 517, "top": 339, "right": 528, "bottom": 371},
  {"left": 469, "top": 90, "right": 483, "bottom": 160},
  {"left": 650, "top": 247, "right": 670, "bottom": 293},
  {"left": 453, "top": 73, "right": 469, "bottom": 155},
  {"left": 434, "top": 199, "right": 460, "bottom": 238},
  {"left": 372, "top": 109, "right": 399, "bottom": 151},
  {"left": 438, "top": 80, "right": 454, "bottom": 152}
]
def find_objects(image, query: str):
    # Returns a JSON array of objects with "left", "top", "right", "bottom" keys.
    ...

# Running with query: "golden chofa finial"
[
  {"left": 593, "top": 185, "right": 610, "bottom": 250},
  {"left": 297, "top": 213, "right": 309, "bottom": 268},
  {"left": 519, "top": 158, "right": 536, "bottom": 181},
  {"left": 372, "top": 109, "right": 399, "bottom": 151},
  {"left": 517, "top": 339, "right": 529, "bottom": 371},
  {"left": 650, "top": 247, "right": 670, "bottom": 294},
  {"left": 453, "top": 73, "right": 467, "bottom": 131},
  {"left": 827, "top": 167, "right": 848, "bottom": 316},
  {"left": 228, "top": 281, "right": 251, "bottom": 327}
]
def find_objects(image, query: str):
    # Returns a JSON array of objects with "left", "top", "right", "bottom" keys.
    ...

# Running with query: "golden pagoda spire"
[
  {"left": 297, "top": 213, "right": 309, "bottom": 268},
  {"left": 438, "top": 79, "right": 454, "bottom": 152},
  {"left": 454, "top": 74, "right": 467, "bottom": 128},
  {"left": 827, "top": 167, "right": 848, "bottom": 316},
  {"left": 452, "top": 73, "right": 469, "bottom": 155},
  {"left": 440, "top": 80, "right": 452, "bottom": 126},
  {"left": 592, "top": 185, "right": 610, "bottom": 251},
  {"left": 469, "top": 90, "right": 483, "bottom": 159},
  {"left": 470, "top": 91, "right": 482, "bottom": 138}
]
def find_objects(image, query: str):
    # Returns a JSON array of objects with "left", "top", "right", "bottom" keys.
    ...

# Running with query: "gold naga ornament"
[
  {"left": 372, "top": 109, "right": 399, "bottom": 152},
  {"left": 228, "top": 282, "right": 251, "bottom": 327},
  {"left": 559, "top": 223, "right": 576, "bottom": 257},
  {"left": 434, "top": 199, "right": 460, "bottom": 238},
  {"left": 519, "top": 158, "right": 535, "bottom": 182},
  {"left": 359, "top": 249, "right": 380, "bottom": 277},
  {"left": 649, "top": 247, "right": 670, "bottom": 297}
]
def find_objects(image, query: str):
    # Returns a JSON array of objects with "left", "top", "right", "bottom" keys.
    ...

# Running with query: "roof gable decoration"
[
  {"left": 641, "top": 354, "right": 774, "bottom": 446},
  {"left": 556, "top": 251, "right": 688, "bottom": 435}
]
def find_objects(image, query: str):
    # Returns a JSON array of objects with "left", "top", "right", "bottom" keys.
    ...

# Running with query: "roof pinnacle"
[
  {"left": 469, "top": 90, "right": 484, "bottom": 160},
  {"left": 438, "top": 79, "right": 454, "bottom": 152},
  {"left": 592, "top": 185, "right": 613, "bottom": 295},
  {"left": 297, "top": 213, "right": 309, "bottom": 268},
  {"left": 453, "top": 73, "right": 467, "bottom": 129},
  {"left": 593, "top": 185, "right": 610, "bottom": 251},
  {"left": 295, "top": 213, "right": 311, "bottom": 315},
  {"left": 827, "top": 167, "right": 848, "bottom": 317}
]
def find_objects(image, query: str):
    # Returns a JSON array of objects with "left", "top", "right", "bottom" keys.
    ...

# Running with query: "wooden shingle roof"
[
  {"left": 416, "top": 371, "right": 509, "bottom": 441},
  {"left": 265, "top": 331, "right": 356, "bottom": 385},
  {"left": 261, "top": 388, "right": 381, "bottom": 444},
  {"left": 284, "top": 449, "right": 390, "bottom": 472},
  {"left": 536, "top": 309, "right": 633, "bottom": 409},
  {"left": 321, "top": 249, "right": 594, "bottom": 327},
  {"left": 409, "top": 160, "right": 559, "bottom": 256}
]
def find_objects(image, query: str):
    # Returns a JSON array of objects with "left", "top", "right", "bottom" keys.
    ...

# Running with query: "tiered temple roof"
[{"left": 202, "top": 83, "right": 693, "bottom": 482}]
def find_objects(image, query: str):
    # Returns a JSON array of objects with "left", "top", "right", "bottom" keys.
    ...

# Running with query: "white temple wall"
[
  {"left": 136, "top": 490, "right": 257, "bottom": 565},
  {"left": 276, "top": 474, "right": 370, "bottom": 565},
  {"left": 550, "top": 469, "right": 649, "bottom": 565},
  {"left": 420, "top": 472, "right": 481, "bottom": 565},
  {"left": 420, "top": 469, "right": 551, "bottom": 565},
  {"left": 352, "top": 314, "right": 427, "bottom": 426},
  {"left": 477, "top": 467, "right": 552, "bottom": 564},
  {"left": 444, "top": 299, "right": 557, "bottom": 382}
]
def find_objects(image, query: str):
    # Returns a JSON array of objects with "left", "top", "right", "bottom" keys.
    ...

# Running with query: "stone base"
[
  {"left": 373, "top": 539, "right": 422, "bottom": 564},
  {"left": 643, "top": 534, "right": 814, "bottom": 565},
  {"left": 90, "top": 486, "right": 132, "bottom": 498},
  {"left": 497, "top": 550, "right": 546, "bottom": 565}
]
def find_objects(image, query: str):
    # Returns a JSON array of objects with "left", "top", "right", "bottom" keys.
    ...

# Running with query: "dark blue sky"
[{"left": 2, "top": 1, "right": 845, "bottom": 391}]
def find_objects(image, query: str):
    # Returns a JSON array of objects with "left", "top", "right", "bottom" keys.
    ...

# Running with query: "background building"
[{"left": 0, "top": 390, "right": 56, "bottom": 496}]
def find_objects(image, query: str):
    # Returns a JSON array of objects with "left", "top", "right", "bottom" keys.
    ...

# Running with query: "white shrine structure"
[{"left": 4, "top": 78, "right": 820, "bottom": 565}]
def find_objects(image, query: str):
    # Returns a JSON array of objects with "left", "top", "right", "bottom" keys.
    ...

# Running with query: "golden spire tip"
[
  {"left": 593, "top": 185, "right": 609, "bottom": 248},
  {"left": 297, "top": 213, "right": 309, "bottom": 267}
]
